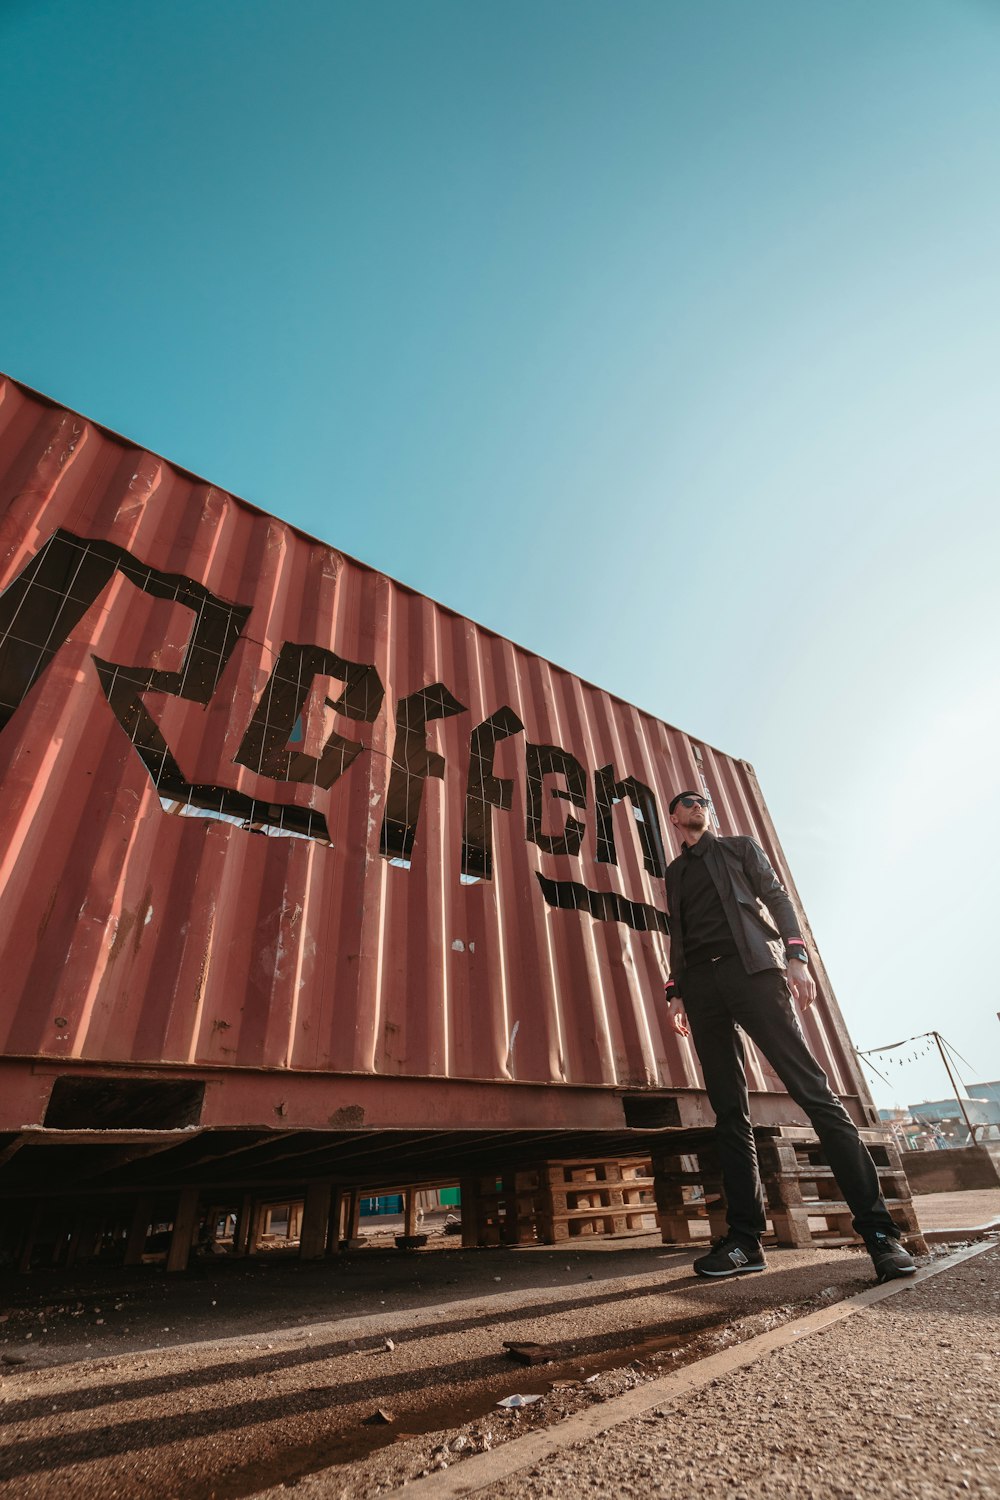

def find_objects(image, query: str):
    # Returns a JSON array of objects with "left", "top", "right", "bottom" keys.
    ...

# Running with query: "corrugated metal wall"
[{"left": 0, "top": 374, "right": 864, "bottom": 1116}]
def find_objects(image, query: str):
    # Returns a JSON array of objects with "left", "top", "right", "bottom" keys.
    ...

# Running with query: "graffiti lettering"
[
  {"left": 525, "top": 743, "right": 588, "bottom": 857},
  {"left": 594, "top": 764, "right": 666, "bottom": 879},
  {"left": 234, "top": 642, "right": 384, "bottom": 789},
  {"left": 0, "top": 532, "right": 670, "bottom": 931},
  {"left": 462, "top": 706, "right": 524, "bottom": 879},
  {"left": 379, "top": 683, "right": 467, "bottom": 861}
]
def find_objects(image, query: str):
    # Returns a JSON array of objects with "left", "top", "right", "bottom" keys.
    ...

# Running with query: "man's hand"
[
  {"left": 670, "top": 1006, "right": 690, "bottom": 1038},
  {"left": 786, "top": 959, "right": 816, "bottom": 1011}
]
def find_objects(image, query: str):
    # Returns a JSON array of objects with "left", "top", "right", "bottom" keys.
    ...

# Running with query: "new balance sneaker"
[
  {"left": 693, "top": 1235, "right": 767, "bottom": 1278},
  {"left": 864, "top": 1232, "right": 916, "bottom": 1283}
]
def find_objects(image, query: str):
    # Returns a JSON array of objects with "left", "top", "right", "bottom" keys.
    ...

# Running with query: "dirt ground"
[{"left": 0, "top": 1189, "right": 996, "bottom": 1499}]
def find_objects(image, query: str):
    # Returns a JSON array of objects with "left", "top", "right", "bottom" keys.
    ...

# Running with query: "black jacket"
[{"left": 664, "top": 832, "right": 804, "bottom": 999}]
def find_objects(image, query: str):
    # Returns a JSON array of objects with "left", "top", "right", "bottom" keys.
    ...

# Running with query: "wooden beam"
[
  {"left": 404, "top": 1189, "right": 418, "bottom": 1236},
  {"left": 460, "top": 1176, "right": 479, "bottom": 1248},
  {"left": 0, "top": 1136, "right": 27, "bottom": 1169},
  {"left": 124, "top": 1196, "right": 153, "bottom": 1266},
  {"left": 327, "top": 1188, "right": 343, "bottom": 1254},
  {"left": 166, "top": 1186, "right": 199, "bottom": 1273},
  {"left": 299, "top": 1180, "right": 332, "bottom": 1260},
  {"left": 233, "top": 1193, "right": 253, "bottom": 1257}
]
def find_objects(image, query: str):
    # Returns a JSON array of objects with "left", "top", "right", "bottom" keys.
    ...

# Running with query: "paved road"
[{"left": 912, "top": 1188, "right": 999, "bottom": 1235}]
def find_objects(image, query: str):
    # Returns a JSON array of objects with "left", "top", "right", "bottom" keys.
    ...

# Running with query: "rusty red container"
[{"left": 0, "top": 374, "right": 877, "bottom": 1146}]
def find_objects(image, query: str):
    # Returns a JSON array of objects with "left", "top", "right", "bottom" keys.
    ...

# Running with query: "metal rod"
[{"left": 933, "top": 1031, "right": 978, "bottom": 1143}]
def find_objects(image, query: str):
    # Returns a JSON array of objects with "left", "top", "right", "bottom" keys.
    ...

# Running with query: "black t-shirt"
[{"left": 678, "top": 838, "right": 737, "bottom": 965}]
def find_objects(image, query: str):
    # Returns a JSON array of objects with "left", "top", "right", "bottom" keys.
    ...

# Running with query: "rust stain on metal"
[
  {"left": 329, "top": 1104, "right": 366, "bottom": 1127},
  {"left": 108, "top": 909, "right": 137, "bottom": 965}
]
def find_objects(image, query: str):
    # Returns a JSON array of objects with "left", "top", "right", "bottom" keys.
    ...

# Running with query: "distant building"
[{"left": 905, "top": 1083, "right": 1000, "bottom": 1145}]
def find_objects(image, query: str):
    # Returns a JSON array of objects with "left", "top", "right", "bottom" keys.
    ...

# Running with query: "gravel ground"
[
  {"left": 0, "top": 1191, "right": 995, "bottom": 1500},
  {"left": 0, "top": 1239, "right": 896, "bottom": 1500},
  {"left": 469, "top": 1243, "right": 1000, "bottom": 1500}
]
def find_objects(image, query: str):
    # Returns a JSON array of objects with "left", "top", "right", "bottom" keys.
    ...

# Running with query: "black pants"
[{"left": 683, "top": 956, "right": 897, "bottom": 1246}]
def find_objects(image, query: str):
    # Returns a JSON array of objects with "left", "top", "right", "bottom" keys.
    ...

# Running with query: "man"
[{"left": 663, "top": 790, "right": 915, "bottom": 1284}]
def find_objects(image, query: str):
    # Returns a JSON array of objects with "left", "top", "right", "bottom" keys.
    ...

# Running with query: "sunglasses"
[{"left": 677, "top": 795, "right": 710, "bottom": 809}]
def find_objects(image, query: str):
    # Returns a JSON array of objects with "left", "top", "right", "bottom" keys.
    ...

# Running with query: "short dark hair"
[{"left": 669, "top": 789, "right": 704, "bottom": 815}]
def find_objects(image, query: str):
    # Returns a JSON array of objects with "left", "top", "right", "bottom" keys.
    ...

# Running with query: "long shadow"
[
  {"left": 0, "top": 1305, "right": 741, "bottom": 1482},
  {"left": 1, "top": 1255, "right": 874, "bottom": 1432},
  {"left": 2, "top": 1256, "right": 987, "bottom": 1495},
  {"left": 0, "top": 1269, "right": 699, "bottom": 1423},
  {"left": 0, "top": 1254, "right": 886, "bottom": 1480},
  {"left": 0, "top": 1240, "right": 670, "bottom": 1300}
]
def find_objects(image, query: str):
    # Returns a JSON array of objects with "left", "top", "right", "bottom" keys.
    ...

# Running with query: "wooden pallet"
[
  {"left": 652, "top": 1128, "right": 925, "bottom": 1251},
  {"left": 521, "top": 1157, "right": 658, "bottom": 1243},
  {"left": 459, "top": 1173, "right": 526, "bottom": 1246},
  {"left": 756, "top": 1127, "right": 925, "bottom": 1249},
  {"left": 650, "top": 1144, "right": 728, "bottom": 1245}
]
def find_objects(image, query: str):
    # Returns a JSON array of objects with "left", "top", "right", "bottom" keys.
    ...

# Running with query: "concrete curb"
[
  {"left": 380, "top": 1240, "right": 997, "bottom": 1499},
  {"left": 920, "top": 1217, "right": 1000, "bottom": 1244}
]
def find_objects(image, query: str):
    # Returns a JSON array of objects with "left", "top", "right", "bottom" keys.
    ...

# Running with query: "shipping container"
[{"left": 0, "top": 373, "right": 881, "bottom": 1220}]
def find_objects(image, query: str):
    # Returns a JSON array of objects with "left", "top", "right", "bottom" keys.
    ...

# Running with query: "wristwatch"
[{"left": 786, "top": 947, "right": 808, "bottom": 965}]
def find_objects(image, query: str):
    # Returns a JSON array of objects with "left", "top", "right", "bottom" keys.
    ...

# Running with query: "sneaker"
[
  {"left": 693, "top": 1235, "right": 766, "bottom": 1278},
  {"left": 865, "top": 1232, "right": 916, "bottom": 1283}
]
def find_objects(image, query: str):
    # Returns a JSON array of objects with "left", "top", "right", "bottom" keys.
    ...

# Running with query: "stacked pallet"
[
  {"left": 459, "top": 1173, "right": 524, "bottom": 1246},
  {"left": 650, "top": 1142, "right": 728, "bottom": 1245},
  {"left": 756, "top": 1126, "right": 925, "bottom": 1249},
  {"left": 524, "top": 1157, "right": 658, "bottom": 1243},
  {"left": 652, "top": 1127, "right": 925, "bottom": 1251}
]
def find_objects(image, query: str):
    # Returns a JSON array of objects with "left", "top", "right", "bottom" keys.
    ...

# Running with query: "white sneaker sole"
[{"left": 693, "top": 1261, "right": 767, "bottom": 1278}]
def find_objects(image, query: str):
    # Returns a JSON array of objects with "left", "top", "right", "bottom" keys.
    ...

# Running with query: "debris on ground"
[
  {"left": 364, "top": 1408, "right": 395, "bottom": 1424},
  {"left": 503, "top": 1340, "right": 563, "bottom": 1365}
]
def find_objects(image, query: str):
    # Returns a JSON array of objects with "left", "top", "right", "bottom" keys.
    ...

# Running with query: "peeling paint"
[{"left": 506, "top": 1019, "right": 520, "bottom": 1075}]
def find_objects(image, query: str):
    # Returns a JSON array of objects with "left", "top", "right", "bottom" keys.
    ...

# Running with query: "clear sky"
[{"left": 2, "top": 0, "right": 998, "bottom": 1109}]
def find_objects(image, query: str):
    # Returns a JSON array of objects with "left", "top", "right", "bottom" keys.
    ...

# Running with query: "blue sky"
[{"left": 2, "top": 0, "right": 998, "bottom": 1108}]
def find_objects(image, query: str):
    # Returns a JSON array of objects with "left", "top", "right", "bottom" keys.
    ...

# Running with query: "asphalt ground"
[{"left": 0, "top": 1188, "right": 997, "bottom": 1499}]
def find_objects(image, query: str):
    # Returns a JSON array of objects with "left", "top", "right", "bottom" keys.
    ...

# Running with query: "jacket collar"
[{"left": 681, "top": 829, "right": 716, "bottom": 859}]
